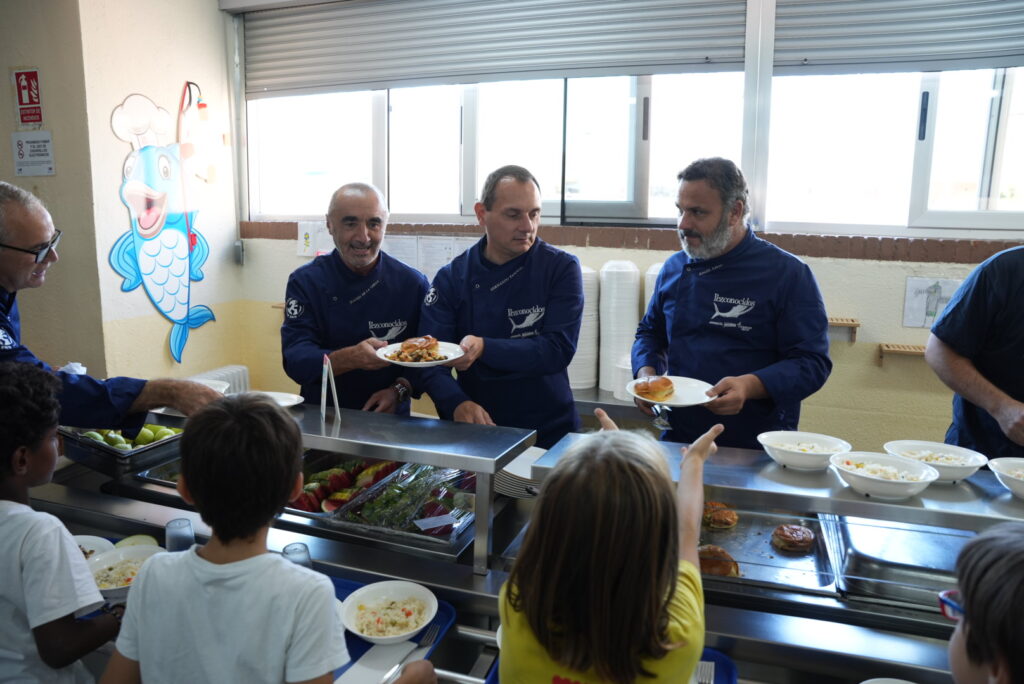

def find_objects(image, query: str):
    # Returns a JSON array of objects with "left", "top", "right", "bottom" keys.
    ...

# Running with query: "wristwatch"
[{"left": 392, "top": 382, "right": 410, "bottom": 403}]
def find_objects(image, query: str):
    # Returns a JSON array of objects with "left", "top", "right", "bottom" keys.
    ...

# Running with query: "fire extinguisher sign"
[{"left": 11, "top": 68, "right": 42, "bottom": 127}]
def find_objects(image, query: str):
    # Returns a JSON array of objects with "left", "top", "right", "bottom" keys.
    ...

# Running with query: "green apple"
[
  {"left": 81, "top": 431, "right": 104, "bottom": 442},
  {"left": 104, "top": 432, "right": 127, "bottom": 446},
  {"left": 153, "top": 428, "right": 175, "bottom": 441},
  {"left": 133, "top": 428, "right": 155, "bottom": 446},
  {"left": 112, "top": 442, "right": 132, "bottom": 451}
]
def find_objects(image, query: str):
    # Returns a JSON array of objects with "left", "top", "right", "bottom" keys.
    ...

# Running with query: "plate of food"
[
  {"left": 340, "top": 580, "right": 438, "bottom": 645},
  {"left": 376, "top": 336, "right": 464, "bottom": 368},
  {"left": 74, "top": 535, "right": 115, "bottom": 560},
  {"left": 626, "top": 375, "right": 715, "bottom": 407}
]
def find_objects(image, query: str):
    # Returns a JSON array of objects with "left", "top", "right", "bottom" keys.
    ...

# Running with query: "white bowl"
[
  {"left": 341, "top": 580, "right": 438, "bottom": 645},
  {"left": 829, "top": 452, "right": 939, "bottom": 501},
  {"left": 757, "top": 431, "right": 852, "bottom": 470},
  {"left": 987, "top": 458, "right": 1024, "bottom": 500},
  {"left": 74, "top": 535, "right": 115, "bottom": 560},
  {"left": 87, "top": 545, "right": 163, "bottom": 603},
  {"left": 883, "top": 440, "right": 987, "bottom": 483}
]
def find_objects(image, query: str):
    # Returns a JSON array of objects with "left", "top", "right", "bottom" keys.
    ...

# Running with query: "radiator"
[{"left": 189, "top": 365, "right": 250, "bottom": 394}]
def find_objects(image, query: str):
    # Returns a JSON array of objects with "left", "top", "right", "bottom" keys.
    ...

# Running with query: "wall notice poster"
[
  {"left": 12, "top": 68, "right": 42, "bottom": 127},
  {"left": 903, "top": 277, "right": 962, "bottom": 328},
  {"left": 11, "top": 130, "right": 55, "bottom": 176}
]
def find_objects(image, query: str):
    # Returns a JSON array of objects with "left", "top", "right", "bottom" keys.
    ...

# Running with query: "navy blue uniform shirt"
[
  {"left": 281, "top": 250, "right": 429, "bottom": 412},
  {"left": 632, "top": 230, "right": 831, "bottom": 449},
  {"left": 931, "top": 246, "right": 1024, "bottom": 458},
  {"left": 418, "top": 238, "right": 583, "bottom": 448},
  {"left": 1, "top": 290, "right": 146, "bottom": 428}
]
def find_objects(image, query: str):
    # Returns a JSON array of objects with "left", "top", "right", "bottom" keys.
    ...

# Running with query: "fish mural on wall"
[{"left": 109, "top": 87, "right": 214, "bottom": 362}]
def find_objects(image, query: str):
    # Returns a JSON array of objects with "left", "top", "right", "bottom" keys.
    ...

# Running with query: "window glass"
[
  {"left": 389, "top": 85, "right": 462, "bottom": 214},
  {"left": 475, "top": 80, "right": 564, "bottom": 201},
  {"left": 565, "top": 76, "right": 634, "bottom": 202},
  {"left": 648, "top": 72, "right": 744, "bottom": 219},
  {"left": 766, "top": 73, "right": 919, "bottom": 225},
  {"left": 928, "top": 69, "right": 993, "bottom": 211},
  {"left": 992, "top": 68, "right": 1023, "bottom": 211},
  {"left": 246, "top": 92, "right": 375, "bottom": 216}
]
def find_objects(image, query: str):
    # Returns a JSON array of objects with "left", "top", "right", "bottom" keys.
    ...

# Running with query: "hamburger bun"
[
  {"left": 771, "top": 524, "right": 815, "bottom": 554},
  {"left": 698, "top": 544, "right": 740, "bottom": 577},
  {"left": 400, "top": 335, "right": 438, "bottom": 353},
  {"left": 634, "top": 376, "right": 675, "bottom": 403},
  {"left": 703, "top": 501, "right": 739, "bottom": 529}
]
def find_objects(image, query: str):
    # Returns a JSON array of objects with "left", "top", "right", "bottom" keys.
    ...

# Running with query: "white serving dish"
[
  {"left": 88, "top": 545, "right": 163, "bottom": 602},
  {"left": 829, "top": 452, "right": 939, "bottom": 501},
  {"left": 341, "top": 580, "right": 438, "bottom": 645},
  {"left": 73, "top": 535, "right": 115, "bottom": 560},
  {"left": 757, "top": 430, "right": 852, "bottom": 471},
  {"left": 987, "top": 457, "right": 1024, "bottom": 500},
  {"left": 883, "top": 440, "right": 987, "bottom": 483},
  {"left": 625, "top": 376, "right": 715, "bottom": 407}
]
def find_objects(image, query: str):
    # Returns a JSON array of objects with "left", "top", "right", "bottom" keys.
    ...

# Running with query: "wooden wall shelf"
[
  {"left": 828, "top": 316, "right": 861, "bottom": 342},
  {"left": 879, "top": 343, "right": 926, "bottom": 359}
]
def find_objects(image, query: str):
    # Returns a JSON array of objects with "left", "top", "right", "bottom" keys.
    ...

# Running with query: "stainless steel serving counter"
[{"left": 534, "top": 433, "right": 1024, "bottom": 531}]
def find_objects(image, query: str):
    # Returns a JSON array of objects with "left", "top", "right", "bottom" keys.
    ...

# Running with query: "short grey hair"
[
  {"left": 0, "top": 182, "right": 44, "bottom": 244},
  {"left": 326, "top": 182, "right": 389, "bottom": 218},
  {"left": 479, "top": 165, "right": 541, "bottom": 211},
  {"left": 677, "top": 157, "right": 749, "bottom": 222}
]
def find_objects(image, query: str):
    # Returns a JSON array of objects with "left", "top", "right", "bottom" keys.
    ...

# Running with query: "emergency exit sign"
[{"left": 12, "top": 69, "right": 42, "bottom": 126}]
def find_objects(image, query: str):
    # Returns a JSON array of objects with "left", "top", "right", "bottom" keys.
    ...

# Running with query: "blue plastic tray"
[
  {"left": 484, "top": 646, "right": 737, "bottom": 683},
  {"left": 329, "top": 576, "right": 455, "bottom": 679}
]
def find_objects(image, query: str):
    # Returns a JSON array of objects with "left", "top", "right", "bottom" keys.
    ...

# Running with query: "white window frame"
[{"left": 908, "top": 70, "right": 1024, "bottom": 231}]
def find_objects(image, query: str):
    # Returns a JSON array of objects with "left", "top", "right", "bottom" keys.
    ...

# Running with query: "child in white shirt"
[{"left": 0, "top": 362, "right": 121, "bottom": 683}]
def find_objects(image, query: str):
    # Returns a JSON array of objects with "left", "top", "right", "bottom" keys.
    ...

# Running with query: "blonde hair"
[{"left": 507, "top": 430, "right": 679, "bottom": 683}]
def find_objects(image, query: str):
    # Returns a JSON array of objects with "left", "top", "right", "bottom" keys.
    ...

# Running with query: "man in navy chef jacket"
[
  {"left": 0, "top": 182, "right": 221, "bottom": 428},
  {"left": 632, "top": 158, "right": 832, "bottom": 449},
  {"left": 281, "top": 183, "right": 429, "bottom": 413},
  {"left": 925, "top": 246, "right": 1024, "bottom": 459},
  {"left": 418, "top": 165, "right": 584, "bottom": 448}
]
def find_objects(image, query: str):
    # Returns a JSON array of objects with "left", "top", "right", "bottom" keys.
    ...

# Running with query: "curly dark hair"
[
  {"left": 179, "top": 394, "right": 302, "bottom": 543},
  {"left": 0, "top": 362, "right": 61, "bottom": 477}
]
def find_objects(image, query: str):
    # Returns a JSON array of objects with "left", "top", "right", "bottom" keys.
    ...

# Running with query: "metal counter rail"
[
  {"left": 294, "top": 407, "right": 535, "bottom": 575},
  {"left": 533, "top": 433, "right": 1024, "bottom": 531}
]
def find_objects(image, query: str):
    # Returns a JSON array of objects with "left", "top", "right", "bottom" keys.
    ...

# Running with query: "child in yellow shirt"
[{"left": 500, "top": 410, "right": 723, "bottom": 684}]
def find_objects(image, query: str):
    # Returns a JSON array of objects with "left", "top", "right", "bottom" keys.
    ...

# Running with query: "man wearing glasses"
[{"left": 0, "top": 182, "right": 220, "bottom": 428}]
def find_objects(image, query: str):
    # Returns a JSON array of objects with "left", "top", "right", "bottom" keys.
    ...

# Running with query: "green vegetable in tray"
[{"left": 344, "top": 464, "right": 473, "bottom": 538}]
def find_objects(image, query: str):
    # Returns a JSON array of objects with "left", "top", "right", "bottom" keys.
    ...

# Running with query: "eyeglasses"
[
  {"left": 938, "top": 589, "right": 964, "bottom": 621},
  {"left": 0, "top": 229, "right": 62, "bottom": 264}
]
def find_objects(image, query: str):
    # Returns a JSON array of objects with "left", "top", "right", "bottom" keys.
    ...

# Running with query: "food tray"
[
  {"left": 285, "top": 451, "right": 406, "bottom": 520},
  {"left": 63, "top": 428, "right": 181, "bottom": 475},
  {"left": 329, "top": 575, "right": 454, "bottom": 679},
  {"left": 698, "top": 508, "right": 836, "bottom": 595},
  {"left": 325, "top": 463, "right": 476, "bottom": 548},
  {"left": 821, "top": 516, "right": 967, "bottom": 608},
  {"left": 60, "top": 425, "right": 182, "bottom": 459},
  {"left": 134, "top": 458, "right": 183, "bottom": 487}
]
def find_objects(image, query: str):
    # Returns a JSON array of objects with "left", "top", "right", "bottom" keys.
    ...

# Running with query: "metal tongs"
[{"left": 651, "top": 403, "right": 672, "bottom": 430}]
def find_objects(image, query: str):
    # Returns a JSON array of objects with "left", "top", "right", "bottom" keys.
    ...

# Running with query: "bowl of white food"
[
  {"left": 987, "top": 458, "right": 1024, "bottom": 500},
  {"left": 341, "top": 580, "right": 438, "bottom": 645},
  {"left": 883, "top": 440, "right": 988, "bottom": 484},
  {"left": 830, "top": 452, "right": 939, "bottom": 501},
  {"left": 88, "top": 545, "right": 162, "bottom": 602},
  {"left": 757, "top": 431, "right": 852, "bottom": 471}
]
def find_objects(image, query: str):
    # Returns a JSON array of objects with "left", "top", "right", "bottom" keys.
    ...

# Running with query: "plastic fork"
[{"left": 695, "top": 659, "right": 715, "bottom": 684}]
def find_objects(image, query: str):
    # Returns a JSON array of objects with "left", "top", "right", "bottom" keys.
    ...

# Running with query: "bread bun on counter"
[
  {"left": 702, "top": 501, "right": 739, "bottom": 529},
  {"left": 771, "top": 524, "right": 815, "bottom": 554},
  {"left": 634, "top": 376, "right": 675, "bottom": 402},
  {"left": 698, "top": 544, "right": 740, "bottom": 577}
]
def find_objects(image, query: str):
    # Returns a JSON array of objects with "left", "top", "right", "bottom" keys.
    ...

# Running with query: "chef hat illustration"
[{"left": 110, "top": 94, "right": 173, "bottom": 149}]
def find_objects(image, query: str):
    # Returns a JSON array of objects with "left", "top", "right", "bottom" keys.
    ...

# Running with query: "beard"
[{"left": 679, "top": 210, "right": 734, "bottom": 259}]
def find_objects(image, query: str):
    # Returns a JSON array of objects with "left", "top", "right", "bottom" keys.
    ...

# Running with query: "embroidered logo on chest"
[
  {"left": 368, "top": 319, "right": 407, "bottom": 341},
  {"left": 0, "top": 328, "right": 15, "bottom": 350},
  {"left": 508, "top": 305, "right": 545, "bottom": 337},
  {"left": 709, "top": 292, "right": 756, "bottom": 331}
]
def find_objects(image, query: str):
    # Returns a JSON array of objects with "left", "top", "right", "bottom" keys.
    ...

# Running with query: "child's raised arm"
[{"left": 676, "top": 424, "right": 724, "bottom": 567}]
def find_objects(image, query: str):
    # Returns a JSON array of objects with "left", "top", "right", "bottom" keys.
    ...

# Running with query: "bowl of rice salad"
[
  {"left": 829, "top": 452, "right": 939, "bottom": 501},
  {"left": 883, "top": 440, "right": 988, "bottom": 483},
  {"left": 987, "top": 458, "right": 1024, "bottom": 500},
  {"left": 757, "top": 430, "right": 852, "bottom": 471},
  {"left": 341, "top": 580, "right": 437, "bottom": 645},
  {"left": 88, "top": 545, "right": 163, "bottom": 602}
]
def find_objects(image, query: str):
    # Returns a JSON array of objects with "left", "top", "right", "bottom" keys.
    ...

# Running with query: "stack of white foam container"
[
  {"left": 598, "top": 260, "right": 640, "bottom": 393},
  {"left": 568, "top": 266, "right": 599, "bottom": 390},
  {"left": 644, "top": 262, "right": 664, "bottom": 314}
]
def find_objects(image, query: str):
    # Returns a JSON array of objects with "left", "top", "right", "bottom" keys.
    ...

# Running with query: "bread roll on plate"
[{"left": 634, "top": 376, "right": 675, "bottom": 402}]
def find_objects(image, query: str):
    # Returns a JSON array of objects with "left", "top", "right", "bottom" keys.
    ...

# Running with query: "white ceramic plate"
[
  {"left": 251, "top": 391, "right": 305, "bottom": 408},
  {"left": 340, "top": 580, "right": 438, "bottom": 645},
  {"left": 150, "top": 378, "right": 230, "bottom": 417},
  {"left": 625, "top": 376, "right": 715, "bottom": 407},
  {"left": 376, "top": 341, "right": 465, "bottom": 368},
  {"left": 883, "top": 440, "right": 988, "bottom": 483},
  {"left": 74, "top": 535, "right": 115, "bottom": 560}
]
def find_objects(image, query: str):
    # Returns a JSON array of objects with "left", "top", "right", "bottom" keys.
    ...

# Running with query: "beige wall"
[{"left": 0, "top": 0, "right": 108, "bottom": 374}]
